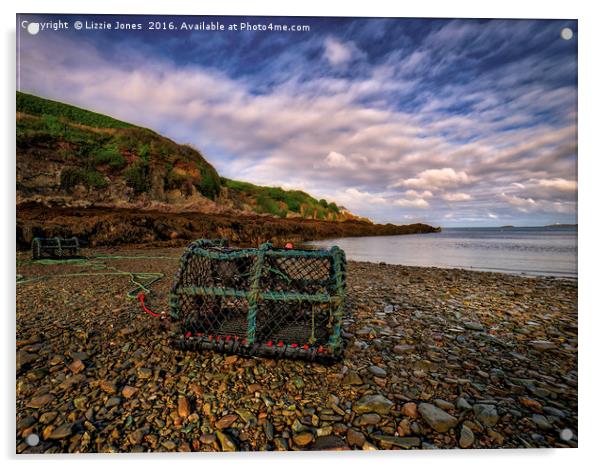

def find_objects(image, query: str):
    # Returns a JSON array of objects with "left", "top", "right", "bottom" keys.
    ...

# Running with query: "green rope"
[
  {"left": 246, "top": 243, "right": 270, "bottom": 344},
  {"left": 328, "top": 246, "right": 346, "bottom": 351},
  {"left": 15, "top": 254, "right": 177, "bottom": 300},
  {"left": 175, "top": 285, "right": 337, "bottom": 303}
]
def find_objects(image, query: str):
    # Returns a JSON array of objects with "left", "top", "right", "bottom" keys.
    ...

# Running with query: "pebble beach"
[{"left": 16, "top": 247, "right": 578, "bottom": 453}]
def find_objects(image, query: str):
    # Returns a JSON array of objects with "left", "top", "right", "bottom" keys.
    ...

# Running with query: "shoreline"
[
  {"left": 17, "top": 246, "right": 578, "bottom": 452},
  {"left": 16, "top": 204, "right": 439, "bottom": 250},
  {"left": 352, "top": 260, "right": 578, "bottom": 280}
]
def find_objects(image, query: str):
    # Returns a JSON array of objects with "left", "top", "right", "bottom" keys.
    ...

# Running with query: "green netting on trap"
[
  {"left": 31, "top": 237, "right": 80, "bottom": 260},
  {"left": 169, "top": 239, "right": 346, "bottom": 362}
]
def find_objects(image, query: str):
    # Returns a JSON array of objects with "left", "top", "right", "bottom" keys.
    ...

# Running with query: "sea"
[{"left": 307, "top": 226, "right": 577, "bottom": 278}]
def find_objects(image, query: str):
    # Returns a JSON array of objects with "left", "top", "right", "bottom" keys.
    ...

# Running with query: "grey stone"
[
  {"left": 473, "top": 404, "right": 499, "bottom": 426},
  {"left": 456, "top": 397, "right": 472, "bottom": 410},
  {"left": 368, "top": 365, "right": 387, "bottom": 377},
  {"left": 353, "top": 394, "right": 394, "bottom": 415},
  {"left": 532, "top": 414, "right": 553, "bottom": 431},
  {"left": 459, "top": 425, "right": 475, "bottom": 448},
  {"left": 371, "top": 434, "right": 421, "bottom": 448},
  {"left": 418, "top": 403, "right": 458, "bottom": 432}
]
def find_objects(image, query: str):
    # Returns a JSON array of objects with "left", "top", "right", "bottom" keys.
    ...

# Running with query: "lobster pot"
[
  {"left": 32, "top": 237, "right": 80, "bottom": 260},
  {"left": 169, "top": 239, "right": 347, "bottom": 362}
]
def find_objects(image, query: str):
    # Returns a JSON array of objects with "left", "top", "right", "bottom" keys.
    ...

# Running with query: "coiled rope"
[{"left": 16, "top": 254, "right": 179, "bottom": 318}]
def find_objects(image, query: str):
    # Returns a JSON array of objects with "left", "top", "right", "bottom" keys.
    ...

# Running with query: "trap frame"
[
  {"left": 31, "top": 236, "right": 80, "bottom": 260},
  {"left": 169, "top": 239, "right": 346, "bottom": 362}
]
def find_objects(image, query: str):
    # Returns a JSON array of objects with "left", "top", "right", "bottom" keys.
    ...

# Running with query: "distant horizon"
[
  {"left": 438, "top": 223, "right": 577, "bottom": 229},
  {"left": 17, "top": 14, "right": 577, "bottom": 227}
]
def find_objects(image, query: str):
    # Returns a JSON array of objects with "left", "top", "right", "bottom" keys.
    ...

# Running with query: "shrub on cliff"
[
  {"left": 60, "top": 168, "right": 107, "bottom": 190},
  {"left": 124, "top": 161, "right": 151, "bottom": 194},
  {"left": 92, "top": 145, "right": 126, "bottom": 169},
  {"left": 195, "top": 168, "right": 221, "bottom": 200}
]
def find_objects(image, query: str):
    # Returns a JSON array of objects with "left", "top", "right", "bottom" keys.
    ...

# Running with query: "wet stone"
[
  {"left": 393, "top": 344, "right": 415, "bottom": 354},
  {"left": 418, "top": 403, "right": 458, "bottom": 433},
  {"left": 456, "top": 397, "right": 472, "bottom": 411},
  {"left": 532, "top": 414, "right": 553, "bottom": 431},
  {"left": 342, "top": 371, "right": 363, "bottom": 386},
  {"left": 353, "top": 394, "right": 394, "bottom": 415},
  {"left": 311, "top": 435, "right": 348, "bottom": 451},
  {"left": 473, "top": 404, "right": 499, "bottom": 427},
  {"left": 464, "top": 322, "right": 484, "bottom": 331},
  {"left": 69, "top": 359, "right": 85, "bottom": 374},
  {"left": 235, "top": 408, "right": 257, "bottom": 426},
  {"left": 356, "top": 413, "right": 381, "bottom": 426},
  {"left": 401, "top": 402, "right": 418, "bottom": 418},
  {"left": 216, "top": 431, "right": 238, "bottom": 451},
  {"left": 39, "top": 412, "right": 57, "bottom": 424},
  {"left": 177, "top": 396, "right": 191, "bottom": 419},
  {"left": 263, "top": 420, "right": 274, "bottom": 441},
  {"left": 293, "top": 431, "right": 314, "bottom": 447},
  {"left": 161, "top": 440, "right": 177, "bottom": 451},
  {"left": 137, "top": 368, "right": 152, "bottom": 379},
  {"left": 47, "top": 423, "right": 74, "bottom": 440},
  {"left": 122, "top": 386, "right": 137, "bottom": 399},
  {"left": 27, "top": 394, "right": 54, "bottom": 409},
  {"left": 434, "top": 399, "right": 455, "bottom": 411},
  {"left": 459, "top": 424, "right": 475, "bottom": 448},
  {"left": 100, "top": 381, "right": 117, "bottom": 394},
  {"left": 368, "top": 365, "right": 387, "bottom": 377},
  {"left": 200, "top": 433, "right": 216, "bottom": 445},
  {"left": 17, "top": 415, "right": 36, "bottom": 432},
  {"left": 530, "top": 340, "right": 556, "bottom": 351},
  {"left": 105, "top": 397, "right": 121, "bottom": 408},
  {"left": 274, "top": 437, "right": 288, "bottom": 451},
  {"left": 372, "top": 434, "right": 421, "bottom": 449},
  {"left": 216, "top": 414, "right": 238, "bottom": 430},
  {"left": 346, "top": 428, "right": 365, "bottom": 447}
]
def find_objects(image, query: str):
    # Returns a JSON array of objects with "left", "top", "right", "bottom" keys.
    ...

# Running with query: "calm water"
[{"left": 308, "top": 227, "right": 577, "bottom": 277}]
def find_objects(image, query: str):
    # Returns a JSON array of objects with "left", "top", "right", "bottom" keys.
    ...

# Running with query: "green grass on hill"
[
  {"left": 222, "top": 178, "right": 341, "bottom": 219},
  {"left": 17, "top": 92, "right": 135, "bottom": 129}
]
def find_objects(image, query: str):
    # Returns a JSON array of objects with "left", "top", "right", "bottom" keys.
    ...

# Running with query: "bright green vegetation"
[
  {"left": 17, "top": 92, "right": 134, "bottom": 129},
  {"left": 222, "top": 178, "right": 341, "bottom": 219}
]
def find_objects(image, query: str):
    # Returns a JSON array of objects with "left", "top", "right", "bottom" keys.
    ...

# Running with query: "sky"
[{"left": 16, "top": 14, "right": 578, "bottom": 227}]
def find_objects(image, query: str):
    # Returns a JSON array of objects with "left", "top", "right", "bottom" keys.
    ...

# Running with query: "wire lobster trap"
[
  {"left": 31, "top": 236, "right": 80, "bottom": 260},
  {"left": 169, "top": 239, "right": 347, "bottom": 362}
]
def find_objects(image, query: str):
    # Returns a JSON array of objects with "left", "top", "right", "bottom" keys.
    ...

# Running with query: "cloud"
[
  {"left": 394, "top": 168, "right": 471, "bottom": 190},
  {"left": 325, "top": 151, "right": 356, "bottom": 169},
  {"left": 323, "top": 37, "right": 355, "bottom": 66},
  {"left": 394, "top": 198, "right": 430, "bottom": 208},
  {"left": 404, "top": 190, "right": 433, "bottom": 198},
  {"left": 500, "top": 192, "right": 537, "bottom": 207},
  {"left": 442, "top": 192, "right": 473, "bottom": 201},
  {"left": 535, "top": 178, "right": 577, "bottom": 191},
  {"left": 338, "top": 188, "right": 387, "bottom": 205}
]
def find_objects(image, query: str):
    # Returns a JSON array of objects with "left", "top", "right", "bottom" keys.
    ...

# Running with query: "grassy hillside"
[
  {"left": 17, "top": 92, "right": 219, "bottom": 200},
  {"left": 17, "top": 91, "right": 135, "bottom": 129},
  {"left": 222, "top": 178, "right": 342, "bottom": 220},
  {"left": 16, "top": 92, "right": 345, "bottom": 220}
]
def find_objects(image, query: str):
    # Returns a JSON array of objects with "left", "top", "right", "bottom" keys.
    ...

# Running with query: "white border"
[{"left": 4, "top": 1, "right": 601, "bottom": 467}]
